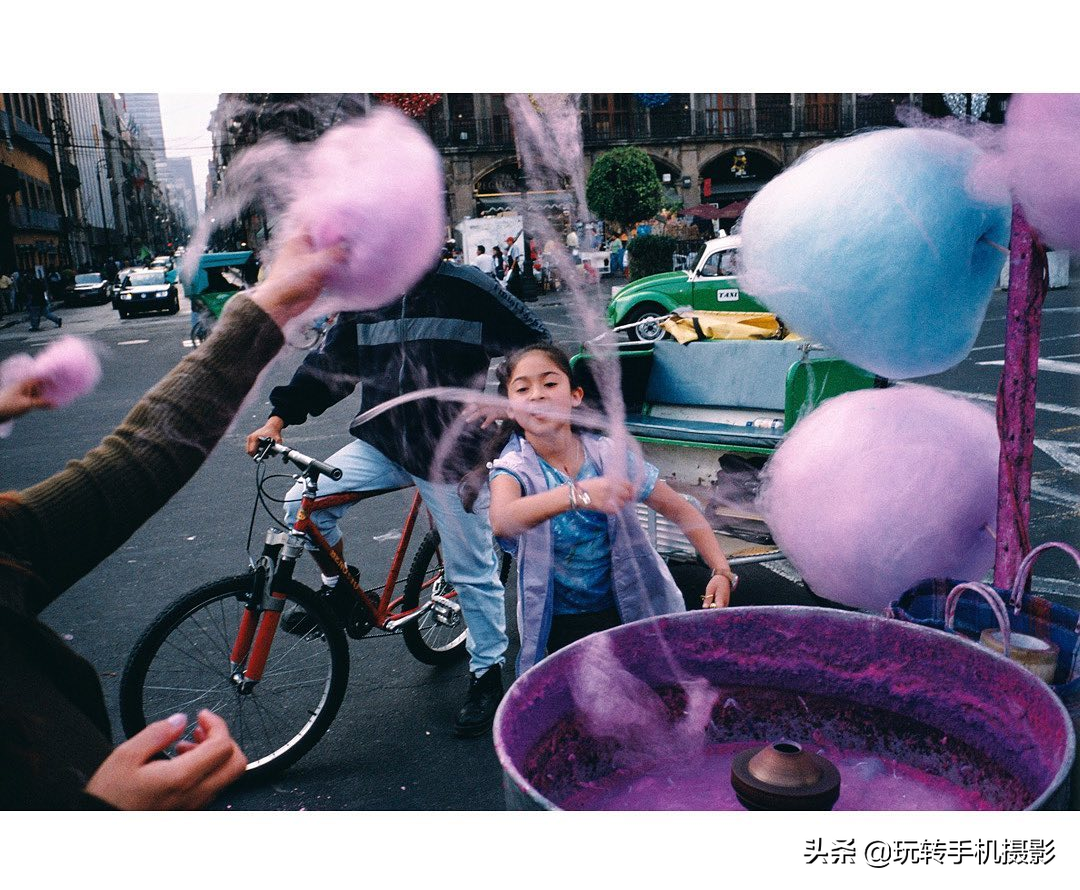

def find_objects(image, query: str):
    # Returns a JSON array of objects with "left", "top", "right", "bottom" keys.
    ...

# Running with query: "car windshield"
[
  {"left": 75, "top": 274, "right": 102, "bottom": 285},
  {"left": 129, "top": 272, "right": 167, "bottom": 287}
]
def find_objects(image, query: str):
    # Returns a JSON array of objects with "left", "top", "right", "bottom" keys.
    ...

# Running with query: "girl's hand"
[
  {"left": 577, "top": 477, "right": 635, "bottom": 514},
  {"left": 703, "top": 572, "right": 735, "bottom": 609}
]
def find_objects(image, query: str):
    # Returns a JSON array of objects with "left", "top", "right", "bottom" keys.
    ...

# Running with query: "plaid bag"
[{"left": 888, "top": 542, "right": 1080, "bottom": 702}]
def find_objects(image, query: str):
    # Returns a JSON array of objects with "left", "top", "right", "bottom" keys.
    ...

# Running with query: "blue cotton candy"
[{"left": 738, "top": 128, "right": 1012, "bottom": 379}]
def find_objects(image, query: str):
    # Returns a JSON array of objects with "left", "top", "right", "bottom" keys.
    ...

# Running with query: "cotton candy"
[
  {"left": 1002, "top": 93, "right": 1080, "bottom": 251},
  {"left": 738, "top": 128, "right": 1011, "bottom": 379},
  {"left": 286, "top": 107, "right": 447, "bottom": 314},
  {"left": 0, "top": 337, "right": 101, "bottom": 436},
  {"left": 757, "top": 385, "right": 999, "bottom": 613},
  {"left": 31, "top": 336, "right": 103, "bottom": 406}
]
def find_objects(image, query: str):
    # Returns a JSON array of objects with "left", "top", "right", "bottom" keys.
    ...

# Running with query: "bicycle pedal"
[{"left": 430, "top": 593, "right": 461, "bottom": 627}]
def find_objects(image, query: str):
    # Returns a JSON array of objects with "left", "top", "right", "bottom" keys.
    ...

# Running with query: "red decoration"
[
  {"left": 703, "top": 177, "right": 712, "bottom": 197},
  {"left": 374, "top": 93, "right": 443, "bottom": 118}
]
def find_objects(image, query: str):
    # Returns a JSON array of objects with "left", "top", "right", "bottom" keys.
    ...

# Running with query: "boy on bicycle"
[{"left": 246, "top": 259, "right": 548, "bottom": 737}]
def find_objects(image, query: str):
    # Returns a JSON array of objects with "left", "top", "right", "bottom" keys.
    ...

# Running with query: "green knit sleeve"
[{"left": 12, "top": 294, "right": 285, "bottom": 614}]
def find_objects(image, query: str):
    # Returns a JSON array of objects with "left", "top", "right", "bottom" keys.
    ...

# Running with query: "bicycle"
[{"left": 119, "top": 438, "right": 508, "bottom": 778}]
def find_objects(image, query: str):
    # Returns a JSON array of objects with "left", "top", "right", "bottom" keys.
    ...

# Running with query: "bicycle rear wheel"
[
  {"left": 119, "top": 574, "right": 349, "bottom": 779},
  {"left": 400, "top": 529, "right": 510, "bottom": 666}
]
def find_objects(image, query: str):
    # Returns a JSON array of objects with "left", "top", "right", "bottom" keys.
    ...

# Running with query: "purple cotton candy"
[
  {"left": 1003, "top": 93, "right": 1080, "bottom": 251},
  {"left": 285, "top": 107, "right": 446, "bottom": 314},
  {"left": 758, "top": 385, "right": 999, "bottom": 612}
]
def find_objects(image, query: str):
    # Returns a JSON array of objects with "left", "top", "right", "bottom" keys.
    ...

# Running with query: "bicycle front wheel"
[{"left": 119, "top": 575, "right": 349, "bottom": 779}]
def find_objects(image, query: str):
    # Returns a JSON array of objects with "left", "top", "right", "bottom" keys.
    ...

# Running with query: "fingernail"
[{"left": 167, "top": 713, "right": 187, "bottom": 728}]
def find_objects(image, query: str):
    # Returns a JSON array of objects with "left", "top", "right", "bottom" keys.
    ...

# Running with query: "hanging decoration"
[
  {"left": 730, "top": 148, "right": 749, "bottom": 178},
  {"left": 635, "top": 93, "right": 671, "bottom": 109},
  {"left": 373, "top": 93, "right": 442, "bottom": 118},
  {"left": 942, "top": 93, "right": 989, "bottom": 120}
]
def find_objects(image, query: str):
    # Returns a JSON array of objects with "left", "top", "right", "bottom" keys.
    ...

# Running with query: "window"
[{"left": 699, "top": 252, "right": 721, "bottom": 277}]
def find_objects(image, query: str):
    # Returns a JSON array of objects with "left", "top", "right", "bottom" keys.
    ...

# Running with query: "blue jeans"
[
  {"left": 28, "top": 303, "right": 61, "bottom": 329},
  {"left": 283, "top": 437, "right": 507, "bottom": 673}
]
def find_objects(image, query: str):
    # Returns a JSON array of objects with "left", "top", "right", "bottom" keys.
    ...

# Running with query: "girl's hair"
[{"left": 458, "top": 343, "right": 575, "bottom": 513}]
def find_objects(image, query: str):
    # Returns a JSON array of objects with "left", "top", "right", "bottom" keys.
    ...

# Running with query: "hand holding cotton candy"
[
  {"left": 757, "top": 385, "right": 999, "bottom": 613},
  {"left": 0, "top": 337, "right": 102, "bottom": 436},
  {"left": 284, "top": 107, "right": 447, "bottom": 315},
  {"left": 737, "top": 128, "right": 1011, "bottom": 379},
  {"left": 1000, "top": 93, "right": 1080, "bottom": 252}
]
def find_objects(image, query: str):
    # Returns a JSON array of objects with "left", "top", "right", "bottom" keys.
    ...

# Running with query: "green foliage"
[
  {"left": 586, "top": 147, "right": 663, "bottom": 228},
  {"left": 626, "top": 234, "right": 678, "bottom": 281}
]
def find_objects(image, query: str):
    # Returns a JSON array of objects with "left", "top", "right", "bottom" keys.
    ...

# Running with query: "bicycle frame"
[{"left": 231, "top": 470, "right": 439, "bottom": 688}]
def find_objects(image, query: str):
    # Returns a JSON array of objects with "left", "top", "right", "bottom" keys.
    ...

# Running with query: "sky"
[{"left": 156, "top": 93, "right": 219, "bottom": 216}]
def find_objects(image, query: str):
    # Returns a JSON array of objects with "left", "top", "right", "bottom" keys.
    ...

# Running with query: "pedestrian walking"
[
  {"left": 27, "top": 274, "right": 61, "bottom": 331},
  {"left": 0, "top": 272, "right": 12, "bottom": 317},
  {"left": 491, "top": 245, "right": 505, "bottom": 280},
  {"left": 471, "top": 245, "right": 496, "bottom": 277}
]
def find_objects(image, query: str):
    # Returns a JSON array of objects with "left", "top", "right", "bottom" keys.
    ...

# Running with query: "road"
[{"left": 0, "top": 276, "right": 1076, "bottom": 810}]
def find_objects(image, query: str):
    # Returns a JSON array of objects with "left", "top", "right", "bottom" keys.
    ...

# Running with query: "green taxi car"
[{"left": 607, "top": 234, "right": 766, "bottom": 341}]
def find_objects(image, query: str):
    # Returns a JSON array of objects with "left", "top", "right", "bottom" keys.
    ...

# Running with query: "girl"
[{"left": 471, "top": 343, "right": 737, "bottom": 673}]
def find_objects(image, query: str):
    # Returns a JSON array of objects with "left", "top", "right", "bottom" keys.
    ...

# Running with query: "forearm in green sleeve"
[{"left": 16, "top": 294, "right": 285, "bottom": 611}]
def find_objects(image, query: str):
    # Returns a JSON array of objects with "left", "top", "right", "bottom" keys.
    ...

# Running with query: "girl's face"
[{"left": 505, "top": 351, "right": 582, "bottom": 435}]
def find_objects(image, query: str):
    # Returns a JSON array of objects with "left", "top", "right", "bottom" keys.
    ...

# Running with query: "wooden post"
[{"left": 994, "top": 204, "right": 1047, "bottom": 587}]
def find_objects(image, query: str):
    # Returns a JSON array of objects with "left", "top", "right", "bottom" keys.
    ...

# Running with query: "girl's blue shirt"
[{"left": 491, "top": 445, "right": 658, "bottom": 615}]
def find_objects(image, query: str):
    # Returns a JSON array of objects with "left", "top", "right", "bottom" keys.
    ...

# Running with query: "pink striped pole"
[{"left": 993, "top": 204, "right": 1047, "bottom": 587}]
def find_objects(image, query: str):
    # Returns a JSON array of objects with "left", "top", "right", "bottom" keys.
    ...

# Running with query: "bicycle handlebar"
[{"left": 255, "top": 439, "right": 344, "bottom": 481}]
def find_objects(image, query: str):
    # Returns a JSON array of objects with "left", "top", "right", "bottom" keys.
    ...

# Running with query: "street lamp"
[{"left": 95, "top": 158, "right": 111, "bottom": 265}]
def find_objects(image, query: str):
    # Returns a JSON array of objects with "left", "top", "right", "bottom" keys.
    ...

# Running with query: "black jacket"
[{"left": 269, "top": 262, "right": 549, "bottom": 481}]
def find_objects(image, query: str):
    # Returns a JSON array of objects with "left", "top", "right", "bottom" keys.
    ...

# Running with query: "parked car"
[
  {"left": 115, "top": 269, "right": 180, "bottom": 318},
  {"left": 606, "top": 234, "right": 766, "bottom": 341},
  {"left": 67, "top": 272, "right": 114, "bottom": 307}
]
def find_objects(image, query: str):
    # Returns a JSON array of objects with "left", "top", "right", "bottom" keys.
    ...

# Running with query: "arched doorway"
[
  {"left": 698, "top": 148, "right": 782, "bottom": 205},
  {"left": 473, "top": 162, "right": 575, "bottom": 221},
  {"left": 649, "top": 155, "right": 682, "bottom": 207}
]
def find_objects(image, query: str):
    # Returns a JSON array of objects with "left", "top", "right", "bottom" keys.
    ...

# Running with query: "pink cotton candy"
[
  {"left": 1003, "top": 93, "right": 1080, "bottom": 251},
  {"left": 31, "top": 337, "right": 102, "bottom": 406},
  {"left": 285, "top": 107, "right": 447, "bottom": 314},
  {"left": 1, "top": 337, "right": 102, "bottom": 408},
  {"left": 758, "top": 385, "right": 999, "bottom": 613}
]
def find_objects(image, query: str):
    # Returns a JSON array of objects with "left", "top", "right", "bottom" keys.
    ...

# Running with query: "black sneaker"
[
  {"left": 452, "top": 664, "right": 504, "bottom": 737},
  {"left": 281, "top": 567, "right": 359, "bottom": 636}
]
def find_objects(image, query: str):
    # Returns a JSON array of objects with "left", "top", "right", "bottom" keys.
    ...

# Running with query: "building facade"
[
  {"left": 0, "top": 93, "right": 64, "bottom": 274},
  {"left": 205, "top": 93, "right": 1009, "bottom": 251}
]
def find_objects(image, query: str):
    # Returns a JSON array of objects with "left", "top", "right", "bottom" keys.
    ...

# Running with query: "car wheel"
[
  {"left": 119, "top": 309, "right": 129, "bottom": 319},
  {"left": 168, "top": 297, "right": 180, "bottom": 314},
  {"left": 623, "top": 305, "right": 668, "bottom": 343}
]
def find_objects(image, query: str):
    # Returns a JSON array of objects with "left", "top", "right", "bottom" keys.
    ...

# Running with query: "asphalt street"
[{"left": 0, "top": 273, "right": 1076, "bottom": 810}]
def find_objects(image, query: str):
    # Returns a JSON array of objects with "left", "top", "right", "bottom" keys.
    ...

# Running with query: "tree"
[{"left": 585, "top": 147, "right": 663, "bottom": 230}]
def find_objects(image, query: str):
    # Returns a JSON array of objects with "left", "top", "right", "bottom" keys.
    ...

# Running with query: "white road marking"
[
  {"left": 977, "top": 357, "right": 1080, "bottom": 376},
  {"left": 372, "top": 531, "right": 399, "bottom": 542},
  {"left": 1035, "top": 440, "right": 1080, "bottom": 475},
  {"left": 117, "top": 339, "right": 150, "bottom": 346},
  {"left": 1030, "top": 480, "right": 1080, "bottom": 508},
  {"left": 969, "top": 332, "right": 1080, "bottom": 353},
  {"left": 912, "top": 386, "right": 1080, "bottom": 419}
]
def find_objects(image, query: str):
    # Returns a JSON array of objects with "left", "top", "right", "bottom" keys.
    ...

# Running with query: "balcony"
[
  {"left": 9, "top": 205, "right": 61, "bottom": 232},
  {"left": 415, "top": 98, "right": 908, "bottom": 157},
  {"left": 421, "top": 114, "right": 516, "bottom": 152},
  {"left": 0, "top": 110, "right": 52, "bottom": 157}
]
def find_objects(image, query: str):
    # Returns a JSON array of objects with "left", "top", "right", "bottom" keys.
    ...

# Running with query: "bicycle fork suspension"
[{"left": 230, "top": 530, "right": 296, "bottom": 693}]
